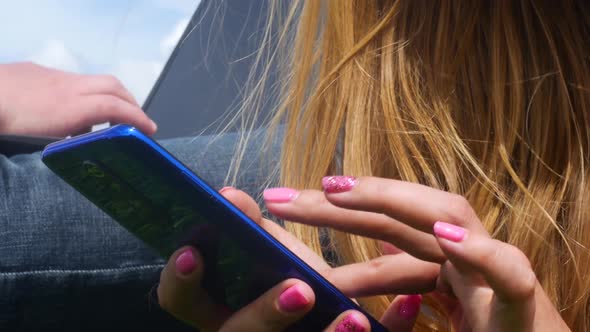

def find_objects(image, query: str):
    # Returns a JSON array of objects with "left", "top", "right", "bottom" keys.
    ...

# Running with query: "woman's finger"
[
  {"left": 157, "top": 188, "right": 267, "bottom": 330},
  {"left": 436, "top": 260, "right": 487, "bottom": 317},
  {"left": 320, "top": 176, "right": 488, "bottom": 235},
  {"left": 323, "top": 310, "right": 371, "bottom": 332},
  {"left": 326, "top": 253, "right": 439, "bottom": 297},
  {"left": 433, "top": 222, "right": 537, "bottom": 303},
  {"left": 157, "top": 246, "right": 228, "bottom": 331},
  {"left": 380, "top": 295, "right": 422, "bottom": 332},
  {"left": 264, "top": 188, "right": 445, "bottom": 262},
  {"left": 219, "top": 187, "right": 263, "bottom": 224},
  {"left": 433, "top": 222, "right": 539, "bottom": 331},
  {"left": 223, "top": 187, "right": 332, "bottom": 271},
  {"left": 220, "top": 279, "right": 315, "bottom": 332}
]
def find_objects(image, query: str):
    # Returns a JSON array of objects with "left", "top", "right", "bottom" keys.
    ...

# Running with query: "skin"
[
  {"left": 158, "top": 188, "right": 421, "bottom": 331},
  {"left": 264, "top": 177, "right": 571, "bottom": 332},
  {"left": 0, "top": 62, "right": 157, "bottom": 137}
]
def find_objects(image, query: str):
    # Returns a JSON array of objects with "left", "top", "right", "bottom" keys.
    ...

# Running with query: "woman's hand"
[
  {"left": 157, "top": 187, "right": 424, "bottom": 331},
  {"left": 264, "top": 176, "right": 571, "bottom": 331},
  {"left": 0, "top": 62, "right": 157, "bottom": 137}
]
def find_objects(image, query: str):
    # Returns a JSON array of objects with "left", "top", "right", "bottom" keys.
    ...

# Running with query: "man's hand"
[{"left": 0, "top": 62, "right": 157, "bottom": 137}]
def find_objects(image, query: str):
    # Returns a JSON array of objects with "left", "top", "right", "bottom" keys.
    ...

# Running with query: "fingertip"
[
  {"left": 219, "top": 186, "right": 234, "bottom": 194},
  {"left": 277, "top": 281, "right": 315, "bottom": 313},
  {"left": 158, "top": 246, "right": 206, "bottom": 321},
  {"left": 321, "top": 176, "right": 358, "bottom": 194},
  {"left": 432, "top": 222, "right": 470, "bottom": 263},
  {"left": 175, "top": 248, "right": 197, "bottom": 275},
  {"left": 433, "top": 221, "right": 467, "bottom": 243},
  {"left": 140, "top": 117, "right": 157, "bottom": 135},
  {"left": 263, "top": 187, "right": 300, "bottom": 203},
  {"left": 398, "top": 294, "right": 422, "bottom": 320},
  {"left": 150, "top": 119, "right": 158, "bottom": 133},
  {"left": 220, "top": 188, "right": 263, "bottom": 222},
  {"left": 220, "top": 279, "right": 315, "bottom": 331},
  {"left": 380, "top": 295, "right": 421, "bottom": 332},
  {"left": 333, "top": 311, "right": 370, "bottom": 332},
  {"left": 171, "top": 246, "right": 203, "bottom": 279}
]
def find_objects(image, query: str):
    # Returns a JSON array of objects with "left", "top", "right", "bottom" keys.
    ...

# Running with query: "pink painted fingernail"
[
  {"left": 335, "top": 312, "right": 366, "bottom": 332},
  {"left": 322, "top": 176, "right": 358, "bottom": 193},
  {"left": 263, "top": 188, "right": 299, "bottom": 203},
  {"left": 278, "top": 284, "right": 310, "bottom": 312},
  {"left": 399, "top": 295, "right": 422, "bottom": 320},
  {"left": 176, "top": 249, "right": 196, "bottom": 275},
  {"left": 433, "top": 221, "right": 466, "bottom": 242},
  {"left": 219, "top": 186, "right": 234, "bottom": 194}
]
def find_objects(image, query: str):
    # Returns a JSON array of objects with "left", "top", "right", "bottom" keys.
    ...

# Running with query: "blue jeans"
[{"left": 0, "top": 130, "right": 277, "bottom": 330}]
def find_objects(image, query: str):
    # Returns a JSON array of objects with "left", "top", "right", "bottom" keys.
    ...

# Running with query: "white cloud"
[
  {"left": 0, "top": 2, "right": 124, "bottom": 67},
  {"left": 28, "top": 39, "right": 81, "bottom": 73},
  {"left": 160, "top": 18, "right": 190, "bottom": 57}
]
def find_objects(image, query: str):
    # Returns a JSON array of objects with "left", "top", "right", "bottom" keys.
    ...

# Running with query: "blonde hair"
[{"left": 230, "top": 0, "right": 590, "bottom": 330}]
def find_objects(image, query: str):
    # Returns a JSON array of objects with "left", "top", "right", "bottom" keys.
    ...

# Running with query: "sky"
[{"left": 0, "top": 0, "right": 201, "bottom": 104}]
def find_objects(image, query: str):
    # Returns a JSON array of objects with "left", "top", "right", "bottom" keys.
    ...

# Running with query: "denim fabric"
[{"left": 0, "top": 129, "right": 278, "bottom": 331}]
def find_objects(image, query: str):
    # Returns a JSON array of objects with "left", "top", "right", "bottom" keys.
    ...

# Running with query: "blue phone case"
[{"left": 41, "top": 124, "right": 386, "bottom": 331}]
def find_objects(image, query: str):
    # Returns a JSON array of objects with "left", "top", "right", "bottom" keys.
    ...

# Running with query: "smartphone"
[{"left": 41, "top": 124, "right": 385, "bottom": 331}]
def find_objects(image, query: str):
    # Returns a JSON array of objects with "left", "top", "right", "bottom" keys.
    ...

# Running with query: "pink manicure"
[
  {"left": 263, "top": 188, "right": 299, "bottom": 203},
  {"left": 335, "top": 312, "right": 366, "bottom": 332},
  {"left": 399, "top": 295, "right": 422, "bottom": 320},
  {"left": 176, "top": 249, "right": 196, "bottom": 275},
  {"left": 322, "top": 176, "right": 358, "bottom": 193},
  {"left": 278, "top": 285, "right": 310, "bottom": 312},
  {"left": 433, "top": 221, "right": 466, "bottom": 242}
]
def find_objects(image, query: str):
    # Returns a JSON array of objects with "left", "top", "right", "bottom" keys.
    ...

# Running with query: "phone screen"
[{"left": 44, "top": 137, "right": 274, "bottom": 310}]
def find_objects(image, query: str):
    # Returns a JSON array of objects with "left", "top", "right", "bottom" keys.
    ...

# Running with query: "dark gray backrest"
[{"left": 144, "top": 0, "right": 281, "bottom": 139}]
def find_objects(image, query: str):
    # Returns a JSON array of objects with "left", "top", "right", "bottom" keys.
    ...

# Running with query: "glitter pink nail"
[{"left": 322, "top": 176, "right": 358, "bottom": 193}]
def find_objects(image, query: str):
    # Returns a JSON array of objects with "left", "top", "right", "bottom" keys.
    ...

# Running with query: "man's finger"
[
  {"left": 73, "top": 95, "right": 157, "bottom": 135},
  {"left": 76, "top": 74, "right": 140, "bottom": 106}
]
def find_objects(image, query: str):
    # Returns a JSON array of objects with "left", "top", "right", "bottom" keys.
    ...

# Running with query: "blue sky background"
[{"left": 0, "top": 0, "right": 201, "bottom": 103}]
